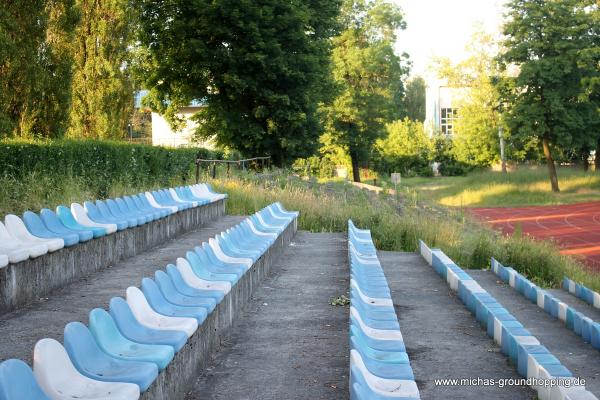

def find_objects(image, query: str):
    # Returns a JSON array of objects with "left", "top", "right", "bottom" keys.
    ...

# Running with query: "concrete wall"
[
  {"left": 0, "top": 200, "right": 225, "bottom": 314},
  {"left": 141, "top": 217, "right": 297, "bottom": 400}
]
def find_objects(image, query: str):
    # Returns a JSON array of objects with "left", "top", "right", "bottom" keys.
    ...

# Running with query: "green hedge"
[{"left": 0, "top": 139, "right": 220, "bottom": 197}]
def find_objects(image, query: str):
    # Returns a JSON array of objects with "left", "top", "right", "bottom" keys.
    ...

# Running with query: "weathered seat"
[
  {"left": 56, "top": 206, "right": 107, "bottom": 238},
  {"left": 83, "top": 201, "right": 127, "bottom": 231},
  {"left": 165, "top": 264, "right": 225, "bottom": 303},
  {"left": 141, "top": 278, "right": 208, "bottom": 324},
  {"left": 40, "top": 208, "right": 93, "bottom": 242},
  {"left": 5, "top": 214, "right": 63, "bottom": 252},
  {"left": 0, "top": 221, "right": 47, "bottom": 261},
  {"left": 175, "top": 258, "right": 231, "bottom": 294},
  {"left": 33, "top": 338, "right": 140, "bottom": 400},
  {"left": 71, "top": 203, "right": 118, "bottom": 234},
  {"left": 64, "top": 322, "right": 158, "bottom": 392},
  {"left": 88, "top": 308, "right": 175, "bottom": 371},
  {"left": 126, "top": 287, "right": 198, "bottom": 337},
  {"left": 0, "top": 359, "right": 50, "bottom": 400},
  {"left": 23, "top": 211, "right": 79, "bottom": 247},
  {"left": 109, "top": 297, "right": 188, "bottom": 352}
]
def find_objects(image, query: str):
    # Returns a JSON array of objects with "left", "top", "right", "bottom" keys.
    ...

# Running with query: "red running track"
[{"left": 470, "top": 202, "right": 600, "bottom": 271}]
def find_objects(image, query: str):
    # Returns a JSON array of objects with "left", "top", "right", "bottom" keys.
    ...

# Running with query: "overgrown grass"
[
  {"left": 400, "top": 167, "right": 600, "bottom": 207},
  {"left": 213, "top": 172, "right": 598, "bottom": 291}
]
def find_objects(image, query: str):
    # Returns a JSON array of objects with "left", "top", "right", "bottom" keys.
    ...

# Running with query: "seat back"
[
  {"left": 154, "top": 270, "right": 181, "bottom": 299},
  {"left": 89, "top": 308, "right": 127, "bottom": 350},
  {"left": 22, "top": 211, "right": 52, "bottom": 237},
  {"left": 33, "top": 338, "right": 81, "bottom": 396},
  {"left": 64, "top": 321, "right": 109, "bottom": 372},
  {"left": 0, "top": 359, "right": 50, "bottom": 400},
  {"left": 40, "top": 209, "right": 70, "bottom": 233}
]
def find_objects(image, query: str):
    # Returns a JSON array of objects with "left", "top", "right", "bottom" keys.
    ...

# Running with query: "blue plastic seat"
[
  {"left": 40, "top": 208, "right": 93, "bottom": 242},
  {"left": 89, "top": 308, "right": 175, "bottom": 370},
  {"left": 109, "top": 297, "right": 188, "bottom": 351},
  {"left": 0, "top": 359, "right": 50, "bottom": 400},
  {"left": 200, "top": 243, "right": 249, "bottom": 274},
  {"left": 84, "top": 201, "right": 128, "bottom": 231},
  {"left": 165, "top": 264, "right": 225, "bottom": 303},
  {"left": 125, "top": 196, "right": 160, "bottom": 221},
  {"left": 56, "top": 205, "right": 106, "bottom": 238},
  {"left": 115, "top": 198, "right": 148, "bottom": 225},
  {"left": 141, "top": 278, "right": 208, "bottom": 324},
  {"left": 64, "top": 322, "right": 158, "bottom": 391},
  {"left": 104, "top": 199, "right": 139, "bottom": 227},
  {"left": 23, "top": 211, "right": 79, "bottom": 247},
  {"left": 154, "top": 270, "right": 217, "bottom": 312},
  {"left": 352, "top": 341, "right": 414, "bottom": 380},
  {"left": 136, "top": 194, "right": 171, "bottom": 217},
  {"left": 152, "top": 190, "right": 183, "bottom": 211},
  {"left": 193, "top": 246, "right": 246, "bottom": 278},
  {"left": 186, "top": 251, "right": 239, "bottom": 284}
]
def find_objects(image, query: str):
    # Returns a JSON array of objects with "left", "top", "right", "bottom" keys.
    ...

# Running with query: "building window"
[{"left": 440, "top": 108, "right": 458, "bottom": 135}]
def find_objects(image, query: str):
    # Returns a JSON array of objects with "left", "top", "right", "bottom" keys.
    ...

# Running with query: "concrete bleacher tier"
[
  {"left": 0, "top": 202, "right": 298, "bottom": 400},
  {"left": 0, "top": 184, "right": 227, "bottom": 314}
]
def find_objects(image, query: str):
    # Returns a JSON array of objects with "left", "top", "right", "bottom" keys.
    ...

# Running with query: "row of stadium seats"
[
  {"left": 0, "top": 184, "right": 226, "bottom": 267},
  {"left": 420, "top": 241, "right": 596, "bottom": 400},
  {"left": 492, "top": 258, "right": 600, "bottom": 350},
  {"left": 563, "top": 276, "right": 600, "bottom": 311},
  {"left": 0, "top": 203, "right": 297, "bottom": 400},
  {"left": 348, "top": 220, "right": 420, "bottom": 400}
]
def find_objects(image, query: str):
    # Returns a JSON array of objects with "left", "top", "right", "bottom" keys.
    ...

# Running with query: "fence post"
[
  {"left": 195, "top": 159, "right": 200, "bottom": 184},
  {"left": 212, "top": 162, "right": 217, "bottom": 179},
  {"left": 227, "top": 163, "right": 231, "bottom": 178}
]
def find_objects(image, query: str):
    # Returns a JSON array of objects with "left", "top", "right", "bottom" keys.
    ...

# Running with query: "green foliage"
[
  {"left": 0, "top": 0, "right": 78, "bottom": 138},
  {"left": 373, "top": 118, "right": 433, "bottom": 176},
  {"left": 435, "top": 31, "right": 504, "bottom": 168},
  {"left": 497, "top": 0, "right": 600, "bottom": 191},
  {"left": 136, "top": 0, "right": 341, "bottom": 165},
  {"left": 68, "top": 0, "right": 135, "bottom": 139},
  {"left": 403, "top": 76, "right": 426, "bottom": 122},
  {"left": 322, "top": 0, "right": 409, "bottom": 182},
  {"left": 0, "top": 139, "right": 217, "bottom": 203},
  {"left": 433, "top": 136, "right": 473, "bottom": 176}
]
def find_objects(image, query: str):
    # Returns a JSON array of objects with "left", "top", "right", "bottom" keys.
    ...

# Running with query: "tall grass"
[{"left": 214, "top": 173, "right": 597, "bottom": 291}]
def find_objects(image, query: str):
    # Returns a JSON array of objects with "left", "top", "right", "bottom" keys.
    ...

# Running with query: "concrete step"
[
  {"left": 379, "top": 251, "right": 535, "bottom": 400},
  {"left": 185, "top": 232, "right": 349, "bottom": 400},
  {"left": 0, "top": 215, "right": 245, "bottom": 365},
  {"left": 470, "top": 269, "right": 600, "bottom": 396}
]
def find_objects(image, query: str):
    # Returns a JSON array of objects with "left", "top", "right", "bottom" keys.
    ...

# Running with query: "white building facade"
[
  {"left": 424, "top": 77, "right": 468, "bottom": 137},
  {"left": 151, "top": 106, "right": 214, "bottom": 149}
]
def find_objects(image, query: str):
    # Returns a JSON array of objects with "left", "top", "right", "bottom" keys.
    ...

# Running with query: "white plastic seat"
[
  {"left": 190, "top": 184, "right": 224, "bottom": 201},
  {"left": 0, "top": 254, "right": 7, "bottom": 268},
  {"left": 245, "top": 220, "right": 277, "bottom": 238},
  {"left": 176, "top": 258, "right": 231, "bottom": 294},
  {"left": 33, "top": 338, "right": 140, "bottom": 400},
  {"left": 0, "top": 221, "right": 48, "bottom": 259},
  {"left": 70, "top": 203, "right": 117, "bottom": 234},
  {"left": 144, "top": 192, "right": 178, "bottom": 213},
  {"left": 5, "top": 214, "right": 64, "bottom": 252},
  {"left": 350, "top": 350, "right": 420, "bottom": 398},
  {"left": 208, "top": 238, "right": 253, "bottom": 268},
  {"left": 125, "top": 287, "right": 198, "bottom": 337}
]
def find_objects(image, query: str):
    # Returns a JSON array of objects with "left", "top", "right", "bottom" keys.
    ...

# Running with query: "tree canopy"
[
  {"left": 136, "top": 0, "right": 341, "bottom": 165},
  {"left": 497, "top": 0, "right": 600, "bottom": 192},
  {"left": 323, "top": 0, "right": 408, "bottom": 182}
]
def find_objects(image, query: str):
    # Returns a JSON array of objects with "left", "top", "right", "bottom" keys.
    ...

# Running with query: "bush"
[
  {"left": 0, "top": 139, "right": 219, "bottom": 202},
  {"left": 433, "top": 136, "right": 473, "bottom": 176},
  {"left": 373, "top": 119, "right": 434, "bottom": 177}
]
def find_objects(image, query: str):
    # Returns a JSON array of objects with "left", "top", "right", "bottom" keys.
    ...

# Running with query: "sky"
[{"left": 393, "top": 0, "right": 507, "bottom": 77}]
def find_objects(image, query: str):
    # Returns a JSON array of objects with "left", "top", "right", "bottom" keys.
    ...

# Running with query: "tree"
[
  {"left": 497, "top": 0, "right": 600, "bottom": 192},
  {"left": 323, "top": 0, "right": 408, "bottom": 182},
  {"left": 404, "top": 76, "right": 426, "bottom": 122},
  {"left": 137, "top": 0, "right": 341, "bottom": 165},
  {"left": 68, "top": 0, "right": 134, "bottom": 139},
  {"left": 435, "top": 31, "right": 505, "bottom": 168},
  {"left": 0, "top": 0, "right": 77, "bottom": 138}
]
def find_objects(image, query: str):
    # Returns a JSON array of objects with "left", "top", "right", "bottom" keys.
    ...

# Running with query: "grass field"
[{"left": 398, "top": 167, "right": 600, "bottom": 208}]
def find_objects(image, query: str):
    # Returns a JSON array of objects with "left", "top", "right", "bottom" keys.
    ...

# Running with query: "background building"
[{"left": 424, "top": 77, "right": 468, "bottom": 137}]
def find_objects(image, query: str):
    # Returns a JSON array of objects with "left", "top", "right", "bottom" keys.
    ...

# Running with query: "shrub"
[{"left": 373, "top": 118, "right": 434, "bottom": 177}]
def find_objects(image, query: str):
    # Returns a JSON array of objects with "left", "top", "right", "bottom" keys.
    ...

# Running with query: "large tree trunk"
[
  {"left": 542, "top": 135, "right": 560, "bottom": 192},
  {"left": 350, "top": 149, "right": 361, "bottom": 183}
]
